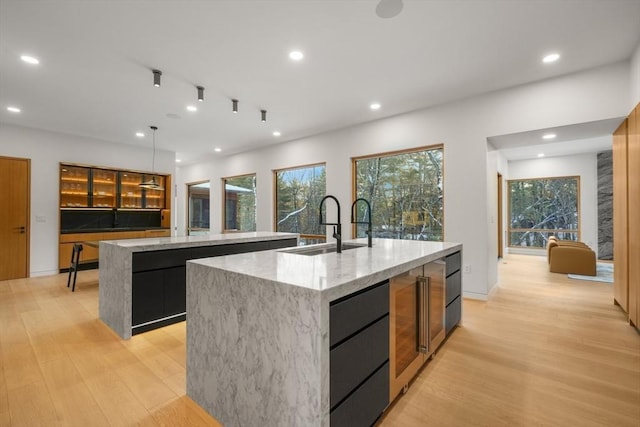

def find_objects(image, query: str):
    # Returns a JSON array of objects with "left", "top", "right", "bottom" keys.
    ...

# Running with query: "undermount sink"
[{"left": 279, "top": 242, "right": 367, "bottom": 256}]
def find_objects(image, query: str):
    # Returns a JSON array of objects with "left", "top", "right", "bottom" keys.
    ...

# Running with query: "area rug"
[{"left": 568, "top": 262, "right": 613, "bottom": 283}]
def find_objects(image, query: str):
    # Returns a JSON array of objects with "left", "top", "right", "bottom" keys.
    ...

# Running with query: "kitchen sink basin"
[{"left": 279, "top": 242, "right": 367, "bottom": 256}]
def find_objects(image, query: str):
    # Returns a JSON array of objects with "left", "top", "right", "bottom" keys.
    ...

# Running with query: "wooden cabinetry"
[
  {"left": 60, "top": 165, "right": 90, "bottom": 207},
  {"left": 612, "top": 102, "right": 640, "bottom": 330},
  {"left": 92, "top": 168, "right": 117, "bottom": 208},
  {"left": 329, "top": 281, "right": 389, "bottom": 427}
]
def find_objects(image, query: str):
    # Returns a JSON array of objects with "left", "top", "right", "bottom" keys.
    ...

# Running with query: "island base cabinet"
[
  {"left": 132, "top": 266, "right": 186, "bottom": 334},
  {"left": 445, "top": 251, "right": 462, "bottom": 335},
  {"left": 330, "top": 361, "right": 389, "bottom": 427}
]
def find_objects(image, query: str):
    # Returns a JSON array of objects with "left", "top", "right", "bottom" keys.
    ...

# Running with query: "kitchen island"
[
  {"left": 186, "top": 238, "right": 462, "bottom": 427},
  {"left": 98, "top": 231, "right": 298, "bottom": 339}
]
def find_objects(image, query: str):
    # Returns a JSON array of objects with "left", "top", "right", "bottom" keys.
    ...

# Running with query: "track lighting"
[
  {"left": 261, "top": 109, "right": 267, "bottom": 122},
  {"left": 152, "top": 69, "right": 162, "bottom": 87},
  {"left": 197, "top": 86, "right": 204, "bottom": 102},
  {"left": 232, "top": 99, "right": 238, "bottom": 113}
]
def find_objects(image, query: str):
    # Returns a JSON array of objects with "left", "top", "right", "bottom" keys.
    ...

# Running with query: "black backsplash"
[{"left": 61, "top": 210, "right": 161, "bottom": 232}]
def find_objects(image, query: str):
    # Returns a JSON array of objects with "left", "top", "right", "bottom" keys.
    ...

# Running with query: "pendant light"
[{"left": 139, "top": 126, "right": 164, "bottom": 190}]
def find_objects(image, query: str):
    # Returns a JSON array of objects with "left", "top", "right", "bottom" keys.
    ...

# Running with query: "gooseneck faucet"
[
  {"left": 351, "top": 198, "right": 373, "bottom": 248},
  {"left": 319, "top": 195, "right": 342, "bottom": 253}
]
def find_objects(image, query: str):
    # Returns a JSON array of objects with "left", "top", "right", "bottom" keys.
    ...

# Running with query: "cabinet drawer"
[
  {"left": 446, "top": 270, "right": 461, "bottom": 306},
  {"left": 446, "top": 295, "right": 461, "bottom": 335},
  {"left": 268, "top": 238, "right": 298, "bottom": 249},
  {"left": 330, "top": 316, "right": 389, "bottom": 408},
  {"left": 330, "top": 361, "right": 389, "bottom": 427},
  {"left": 330, "top": 281, "right": 389, "bottom": 347},
  {"left": 132, "top": 248, "right": 192, "bottom": 272},
  {"left": 446, "top": 251, "right": 461, "bottom": 276}
]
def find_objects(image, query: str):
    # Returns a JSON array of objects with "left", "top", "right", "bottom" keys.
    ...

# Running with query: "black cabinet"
[
  {"left": 445, "top": 251, "right": 462, "bottom": 335},
  {"left": 329, "top": 281, "right": 389, "bottom": 426},
  {"left": 131, "top": 239, "right": 297, "bottom": 335}
]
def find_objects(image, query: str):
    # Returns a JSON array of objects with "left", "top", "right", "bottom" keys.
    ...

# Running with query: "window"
[
  {"left": 353, "top": 145, "right": 444, "bottom": 241},
  {"left": 274, "top": 163, "right": 326, "bottom": 245},
  {"left": 187, "top": 181, "right": 210, "bottom": 235},
  {"left": 508, "top": 176, "right": 580, "bottom": 248},
  {"left": 223, "top": 174, "right": 257, "bottom": 232}
]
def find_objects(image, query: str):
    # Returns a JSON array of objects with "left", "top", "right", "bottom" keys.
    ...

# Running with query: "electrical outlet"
[{"left": 463, "top": 265, "right": 471, "bottom": 274}]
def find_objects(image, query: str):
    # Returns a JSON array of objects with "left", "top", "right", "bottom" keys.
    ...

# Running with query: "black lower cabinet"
[
  {"left": 132, "top": 270, "right": 164, "bottom": 326},
  {"left": 445, "top": 251, "right": 462, "bottom": 335},
  {"left": 164, "top": 266, "right": 186, "bottom": 316},
  {"left": 329, "top": 281, "right": 390, "bottom": 427}
]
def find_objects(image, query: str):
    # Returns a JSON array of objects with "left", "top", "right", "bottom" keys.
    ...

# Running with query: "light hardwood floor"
[{"left": 1, "top": 255, "right": 638, "bottom": 426}]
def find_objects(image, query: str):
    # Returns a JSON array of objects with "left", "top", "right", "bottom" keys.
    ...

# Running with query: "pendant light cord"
[{"left": 150, "top": 125, "right": 158, "bottom": 174}]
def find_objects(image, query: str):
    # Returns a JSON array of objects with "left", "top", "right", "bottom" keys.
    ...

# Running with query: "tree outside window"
[
  {"left": 353, "top": 146, "right": 444, "bottom": 241},
  {"left": 223, "top": 174, "right": 256, "bottom": 232},
  {"left": 275, "top": 164, "right": 326, "bottom": 245},
  {"left": 508, "top": 176, "right": 579, "bottom": 248}
]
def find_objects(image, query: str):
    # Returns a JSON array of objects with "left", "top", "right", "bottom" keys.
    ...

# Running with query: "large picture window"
[
  {"left": 353, "top": 145, "right": 444, "bottom": 241},
  {"left": 274, "top": 163, "right": 326, "bottom": 245},
  {"left": 508, "top": 176, "right": 580, "bottom": 248},
  {"left": 223, "top": 174, "right": 256, "bottom": 232}
]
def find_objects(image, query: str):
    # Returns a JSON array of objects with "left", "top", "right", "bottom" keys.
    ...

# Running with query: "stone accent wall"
[{"left": 597, "top": 151, "right": 613, "bottom": 260}]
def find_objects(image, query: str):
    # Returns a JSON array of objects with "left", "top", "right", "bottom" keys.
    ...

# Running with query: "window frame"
[
  {"left": 273, "top": 162, "right": 327, "bottom": 243},
  {"left": 351, "top": 144, "right": 445, "bottom": 241},
  {"left": 221, "top": 173, "right": 257, "bottom": 233},
  {"left": 186, "top": 180, "right": 210, "bottom": 236},
  {"left": 507, "top": 175, "right": 581, "bottom": 249}
]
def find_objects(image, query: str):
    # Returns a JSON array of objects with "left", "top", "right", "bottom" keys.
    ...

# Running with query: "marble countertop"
[
  {"left": 190, "top": 238, "right": 462, "bottom": 301},
  {"left": 99, "top": 231, "right": 298, "bottom": 252}
]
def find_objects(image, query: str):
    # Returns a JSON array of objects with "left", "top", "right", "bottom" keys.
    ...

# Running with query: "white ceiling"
[{"left": 1, "top": 0, "right": 639, "bottom": 164}]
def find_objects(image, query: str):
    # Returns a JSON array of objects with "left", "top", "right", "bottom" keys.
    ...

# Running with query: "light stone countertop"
[
  {"left": 99, "top": 231, "right": 298, "bottom": 252},
  {"left": 189, "top": 237, "right": 462, "bottom": 301}
]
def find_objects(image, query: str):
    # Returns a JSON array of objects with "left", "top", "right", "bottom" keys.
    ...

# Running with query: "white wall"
[
  {"left": 0, "top": 124, "right": 175, "bottom": 276},
  {"left": 506, "top": 153, "right": 598, "bottom": 256},
  {"left": 177, "top": 62, "right": 631, "bottom": 300},
  {"left": 631, "top": 41, "right": 640, "bottom": 107}
]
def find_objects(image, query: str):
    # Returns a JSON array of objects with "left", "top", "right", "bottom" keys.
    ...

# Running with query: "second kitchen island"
[{"left": 187, "top": 238, "right": 463, "bottom": 427}]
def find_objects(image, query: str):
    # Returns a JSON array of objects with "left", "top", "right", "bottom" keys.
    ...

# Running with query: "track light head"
[
  {"left": 197, "top": 86, "right": 204, "bottom": 102},
  {"left": 261, "top": 109, "right": 267, "bottom": 122},
  {"left": 152, "top": 69, "right": 162, "bottom": 87},
  {"left": 232, "top": 99, "right": 238, "bottom": 113}
]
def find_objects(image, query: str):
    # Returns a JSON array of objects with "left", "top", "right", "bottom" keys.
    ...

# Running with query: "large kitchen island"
[
  {"left": 98, "top": 231, "right": 298, "bottom": 339},
  {"left": 187, "top": 238, "right": 463, "bottom": 427}
]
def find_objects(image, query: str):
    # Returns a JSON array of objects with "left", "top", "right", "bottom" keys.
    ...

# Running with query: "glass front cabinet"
[{"left": 60, "top": 164, "right": 167, "bottom": 210}]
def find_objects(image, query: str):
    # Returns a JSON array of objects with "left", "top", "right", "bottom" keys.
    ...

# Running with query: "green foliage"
[
  {"left": 355, "top": 148, "right": 443, "bottom": 241},
  {"left": 508, "top": 177, "right": 579, "bottom": 247},
  {"left": 224, "top": 175, "right": 256, "bottom": 231}
]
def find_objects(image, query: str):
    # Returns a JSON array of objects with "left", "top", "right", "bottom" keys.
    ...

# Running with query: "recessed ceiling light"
[
  {"left": 7, "top": 106, "right": 21, "bottom": 113},
  {"left": 214, "top": 148, "right": 222, "bottom": 152},
  {"left": 273, "top": 131, "right": 281, "bottom": 137},
  {"left": 537, "top": 153, "right": 545, "bottom": 158},
  {"left": 186, "top": 105, "right": 198, "bottom": 112},
  {"left": 176, "top": 159, "right": 181, "bottom": 163},
  {"left": 289, "top": 51, "right": 304, "bottom": 61},
  {"left": 542, "top": 53, "right": 560, "bottom": 63},
  {"left": 370, "top": 103, "right": 381, "bottom": 110},
  {"left": 135, "top": 132, "right": 145, "bottom": 137},
  {"left": 542, "top": 133, "right": 556, "bottom": 140},
  {"left": 20, "top": 55, "right": 39, "bottom": 65}
]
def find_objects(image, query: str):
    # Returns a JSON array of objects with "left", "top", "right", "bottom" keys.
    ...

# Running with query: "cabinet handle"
[
  {"left": 14, "top": 226, "right": 26, "bottom": 234},
  {"left": 417, "top": 276, "right": 428, "bottom": 354}
]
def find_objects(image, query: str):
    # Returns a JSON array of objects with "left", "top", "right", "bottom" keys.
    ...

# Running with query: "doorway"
[
  {"left": 0, "top": 156, "right": 30, "bottom": 280},
  {"left": 187, "top": 181, "right": 210, "bottom": 235},
  {"left": 497, "top": 172, "right": 503, "bottom": 259}
]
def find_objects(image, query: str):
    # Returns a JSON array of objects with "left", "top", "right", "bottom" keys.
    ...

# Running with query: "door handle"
[
  {"left": 14, "top": 226, "right": 26, "bottom": 234},
  {"left": 416, "top": 276, "right": 428, "bottom": 354}
]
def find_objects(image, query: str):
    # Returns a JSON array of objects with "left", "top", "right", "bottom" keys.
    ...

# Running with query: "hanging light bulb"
[{"left": 139, "top": 126, "right": 164, "bottom": 190}]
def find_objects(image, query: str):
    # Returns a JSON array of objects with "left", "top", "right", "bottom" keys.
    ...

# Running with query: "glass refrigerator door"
[
  {"left": 60, "top": 165, "right": 89, "bottom": 208},
  {"left": 120, "top": 172, "right": 143, "bottom": 208},
  {"left": 92, "top": 169, "right": 117, "bottom": 208}
]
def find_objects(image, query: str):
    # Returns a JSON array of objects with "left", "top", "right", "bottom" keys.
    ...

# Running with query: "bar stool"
[{"left": 67, "top": 243, "right": 83, "bottom": 292}]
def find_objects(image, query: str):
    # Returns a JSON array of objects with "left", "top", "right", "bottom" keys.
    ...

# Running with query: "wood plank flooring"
[{"left": 1, "top": 255, "right": 638, "bottom": 426}]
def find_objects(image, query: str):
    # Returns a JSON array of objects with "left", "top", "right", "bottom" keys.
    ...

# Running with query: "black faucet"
[
  {"left": 319, "top": 195, "right": 342, "bottom": 253},
  {"left": 351, "top": 198, "right": 372, "bottom": 248}
]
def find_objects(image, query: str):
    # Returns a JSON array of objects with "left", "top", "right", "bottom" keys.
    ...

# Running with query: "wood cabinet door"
[
  {"left": 612, "top": 119, "right": 629, "bottom": 312},
  {"left": 628, "top": 104, "right": 640, "bottom": 327},
  {"left": 0, "top": 156, "right": 29, "bottom": 280}
]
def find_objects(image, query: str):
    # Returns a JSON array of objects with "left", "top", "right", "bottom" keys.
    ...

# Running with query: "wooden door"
[
  {"left": 628, "top": 104, "right": 640, "bottom": 327},
  {"left": 0, "top": 156, "right": 30, "bottom": 280},
  {"left": 497, "top": 173, "right": 503, "bottom": 258},
  {"left": 612, "top": 119, "right": 628, "bottom": 312}
]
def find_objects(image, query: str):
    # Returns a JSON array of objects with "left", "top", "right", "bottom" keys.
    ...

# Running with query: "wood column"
[
  {"left": 628, "top": 104, "right": 639, "bottom": 328},
  {"left": 612, "top": 119, "right": 628, "bottom": 311}
]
